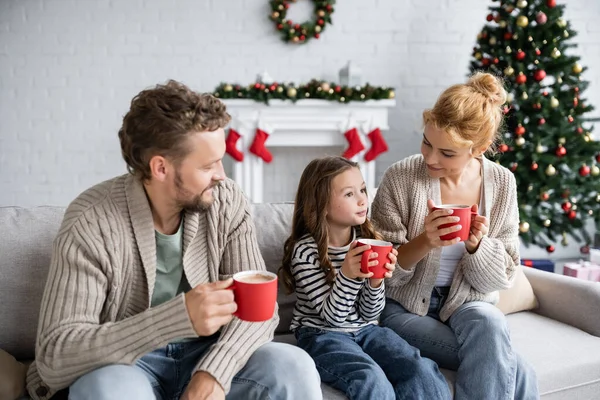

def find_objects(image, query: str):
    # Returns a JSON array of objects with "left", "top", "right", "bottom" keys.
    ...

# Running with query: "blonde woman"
[{"left": 372, "top": 72, "right": 539, "bottom": 399}]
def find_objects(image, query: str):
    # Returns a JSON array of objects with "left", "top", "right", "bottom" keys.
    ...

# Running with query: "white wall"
[{"left": 1, "top": 0, "right": 599, "bottom": 258}]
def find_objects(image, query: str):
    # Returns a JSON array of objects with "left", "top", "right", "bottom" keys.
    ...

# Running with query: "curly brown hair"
[
  {"left": 279, "top": 156, "right": 382, "bottom": 294},
  {"left": 118, "top": 80, "right": 231, "bottom": 181}
]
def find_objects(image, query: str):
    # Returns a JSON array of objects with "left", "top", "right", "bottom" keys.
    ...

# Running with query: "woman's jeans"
[
  {"left": 295, "top": 324, "right": 451, "bottom": 400},
  {"left": 69, "top": 335, "right": 322, "bottom": 400},
  {"left": 380, "top": 287, "right": 539, "bottom": 400}
]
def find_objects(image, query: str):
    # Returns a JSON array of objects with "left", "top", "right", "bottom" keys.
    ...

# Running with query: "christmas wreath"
[{"left": 270, "top": 0, "right": 335, "bottom": 44}]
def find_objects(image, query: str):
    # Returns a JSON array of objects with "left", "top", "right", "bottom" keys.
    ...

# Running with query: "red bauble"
[
  {"left": 504, "top": 32, "right": 513, "bottom": 40},
  {"left": 516, "top": 50, "right": 526, "bottom": 60},
  {"left": 574, "top": 87, "right": 580, "bottom": 92},
  {"left": 515, "top": 125, "right": 526, "bottom": 135},
  {"left": 539, "top": 118, "right": 546, "bottom": 125},
  {"left": 284, "top": 2, "right": 290, "bottom": 8},
  {"left": 577, "top": 127, "right": 584, "bottom": 134},
  {"left": 547, "top": 0, "right": 557, "bottom": 8},
  {"left": 534, "top": 70, "right": 546, "bottom": 81},
  {"left": 531, "top": 162, "right": 539, "bottom": 171},
  {"left": 499, "top": 144, "right": 509, "bottom": 152},
  {"left": 596, "top": 154, "right": 600, "bottom": 163},
  {"left": 581, "top": 245, "right": 590, "bottom": 254},
  {"left": 516, "top": 73, "right": 527, "bottom": 84},
  {"left": 562, "top": 201, "right": 572, "bottom": 211},
  {"left": 574, "top": 98, "right": 579, "bottom": 107},
  {"left": 543, "top": 91, "right": 549, "bottom": 96},
  {"left": 568, "top": 210, "right": 577, "bottom": 220},
  {"left": 579, "top": 165, "right": 591, "bottom": 176},
  {"left": 568, "top": 115, "right": 574, "bottom": 123},
  {"left": 277, "top": 23, "right": 283, "bottom": 30},
  {"left": 254, "top": 83, "right": 261, "bottom": 89},
  {"left": 334, "top": 85, "right": 341, "bottom": 93},
  {"left": 546, "top": 245, "right": 555, "bottom": 253},
  {"left": 269, "top": 84, "right": 277, "bottom": 91},
  {"left": 317, "top": 19, "right": 324, "bottom": 25},
  {"left": 510, "top": 163, "right": 518, "bottom": 172},
  {"left": 286, "top": 20, "right": 292, "bottom": 25},
  {"left": 556, "top": 146, "right": 567, "bottom": 157},
  {"left": 299, "top": 35, "right": 306, "bottom": 41},
  {"left": 260, "top": 84, "right": 265, "bottom": 90},
  {"left": 540, "top": 192, "right": 550, "bottom": 201},
  {"left": 314, "top": 33, "right": 320, "bottom": 39},
  {"left": 535, "top": 48, "right": 541, "bottom": 56},
  {"left": 295, "top": 24, "right": 301, "bottom": 30},
  {"left": 486, "top": 13, "right": 494, "bottom": 21},
  {"left": 536, "top": 12, "right": 548, "bottom": 25},
  {"left": 494, "top": 58, "right": 500, "bottom": 64},
  {"left": 326, "top": 4, "right": 332, "bottom": 11},
  {"left": 533, "top": 103, "right": 542, "bottom": 110},
  {"left": 482, "top": 58, "right": 491, "bottom": 66}
]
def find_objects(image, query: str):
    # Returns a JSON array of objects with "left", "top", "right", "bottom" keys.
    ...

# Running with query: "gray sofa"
[{"left": 1, "top": 204, "right": 600, "bottom": 399}]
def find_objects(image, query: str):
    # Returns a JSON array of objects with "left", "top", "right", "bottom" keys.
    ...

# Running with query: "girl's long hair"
[{"left": 279, "top": 156, "right": 381, "bottom": 294}]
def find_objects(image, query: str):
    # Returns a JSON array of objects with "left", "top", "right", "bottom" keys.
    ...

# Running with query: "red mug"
[
  {"left": 228, "top": 270, "right": 277, "bottom": 322},
  {"left": 433, "top": 204, "right": 473, "bottom": 242},
  {"left": 357, "top": 239, "right": 394, "bottom": 279}
]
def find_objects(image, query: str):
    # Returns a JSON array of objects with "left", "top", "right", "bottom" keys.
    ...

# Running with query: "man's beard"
[{"left": 174, "top": 170, "right": 220, "bottom": 213}]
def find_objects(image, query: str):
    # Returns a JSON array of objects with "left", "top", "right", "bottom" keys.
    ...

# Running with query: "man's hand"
[
  {"left": 181, "top": 371, "right": 225, "bottom": 400},
  {"left": 184, "top": 279, "right": 237, "bottom": 336}
]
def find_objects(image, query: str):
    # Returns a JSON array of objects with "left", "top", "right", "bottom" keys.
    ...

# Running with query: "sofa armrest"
[{"left": 523, "top": 267, "right": 600, "bottom": 337}]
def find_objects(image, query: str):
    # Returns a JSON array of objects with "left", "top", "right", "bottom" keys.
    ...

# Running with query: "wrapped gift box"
[
  {"left": 563, "top": 261, "right": 600, "bottom": 282},
  {"left": 521, "top": 259, "right": 555, "bottom": 273}
]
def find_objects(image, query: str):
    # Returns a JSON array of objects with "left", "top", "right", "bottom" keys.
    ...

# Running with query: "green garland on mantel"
[{"left": 213, "top": 80, "right": 395, "bottom": 105}]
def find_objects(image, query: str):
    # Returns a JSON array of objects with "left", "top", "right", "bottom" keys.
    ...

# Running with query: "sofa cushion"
[
  {"left": 249, "top": 203, "right": 296, "bottom": 334},
  {"left": 507, "top": 311, "right": 600, "bottom": 397},
  {"left": 496, "top": 266, "right": 538, "bottom": 315},
  {"left": 0, "top": 207, "right": 65, "bottom": 360}
]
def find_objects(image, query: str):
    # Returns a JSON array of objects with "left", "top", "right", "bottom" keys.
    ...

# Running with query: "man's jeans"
[
  {"left": 69, "top": 335, "right": 322, "bottom": 400},
  {"left": 295, "top": 324, "right": 451, "bottom": 400},
  {"left": 380, "top": 287, "right": 539, "bottom": 400}
]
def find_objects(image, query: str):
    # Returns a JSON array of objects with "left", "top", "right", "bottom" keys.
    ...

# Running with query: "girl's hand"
[
  {"left": 465, "top": 204, "right": 489, "bottom": 254},
  {"left": 341, "top": 241, "right": 375, "bottom": 280},
  {"left": 423, "top": 199, "right": 462, "bottom": 249},
  {"left": 369, "top": 247, "right": 397, "bottom": 288}
]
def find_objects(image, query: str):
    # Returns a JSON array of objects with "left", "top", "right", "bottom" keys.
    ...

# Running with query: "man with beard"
[{"left": 26, "top": 80, "right": 322, "bottom": 400}]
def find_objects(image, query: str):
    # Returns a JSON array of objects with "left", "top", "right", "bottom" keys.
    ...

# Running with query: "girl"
[
  {"left": 371, "top": 72, "right": 539, "bottom": 399},
  {"left": 279, "top": 156, "right": 450, "bottom": 400}
]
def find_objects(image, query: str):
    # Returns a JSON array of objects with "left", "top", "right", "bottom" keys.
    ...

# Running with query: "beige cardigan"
[
  {"left": 371, "top": 154, "right": 520, "bottom": 322},
  {"left": 26, "top": 175, "right": 277, "bottom": 399}
]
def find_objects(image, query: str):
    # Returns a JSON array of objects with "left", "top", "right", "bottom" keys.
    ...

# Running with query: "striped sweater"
[
  {"left": 26, "top": 174, "right": 277, "bottom": 400},
  {"left": 290, "top": 233, "right": 386, "bottom": 332},
  {"left": 371, "top": 154, "right": 520, "bottom": 322}
]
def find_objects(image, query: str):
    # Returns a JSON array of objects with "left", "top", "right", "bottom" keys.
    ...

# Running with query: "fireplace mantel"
[{"left": 223, "top": 99, "right": 396, "bottom": 203}]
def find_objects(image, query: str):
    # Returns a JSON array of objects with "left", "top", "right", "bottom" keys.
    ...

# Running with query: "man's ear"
[{"left": 148, "top": 155, "right": 169, "bottom": 182}]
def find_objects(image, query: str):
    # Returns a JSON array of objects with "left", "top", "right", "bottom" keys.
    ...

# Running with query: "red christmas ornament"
[
  {"left": 534, "top": 70, "right": 546, "bottom": 81},
  {"left": 568, "top": 210, "right": 577, "bottom": 220},
  {"left": 510, "top": 163, "right": 518, "bottom": 172},
  {"left": 260, "top": 84, "right": 266, "bottom": 90},
  {"left": 277, "top": 23, "right": 283, "bottom": 30},
  {"left": 546, "top": 245, "right": 555, "bottom": 253},
  {"left": 499, "top": 144, "right": 509, "bottom": 152},
  {"left": 574, "top": 98, "right": 579, "bottom": 107},
  {"left": 295, "top": 24, "right": 301, "bottom": 30},
  {"left": 535, "top": 48, "right": 542, "bottom": 56},
  {"left": 536, "top": 12, "right": 548, "bottom": 25},
  {"left": 516, "top": 73, "right": 527, "bottom": 84},
  {"left": 334, "top": 85, "right": 341, "bottom": 93},
  {"left": 515, "top": 125, "right": 526, "bottom": 135},
  {"left": 596, "top": 154, "right": 600, "bottom": 163},
  {"left": 543, "top": 91, "right": 549, "bottom": 96},
  {"left": 556, "top": 146, "right": 567, "bottom": 157},
  {"left": 568, "top": 115, "right": 574, "bottom": 123},
  {"left": 486, "top": 14, "right": 494, "bottom": 21},
  {"left": 516, "top": 50, "right": 526, "bottom": 61},
  {"left": 547, "top": 0, "right": 557, "bottom": 8},
  {"left": 533, "top": 103, "right": 542, "bottom": 110},
  {"left": 317, "top": 19, "right": 324, "bottom": 25},
  {"left": 531, "top": 162, "right": 539, "bottom": 171},
  {"left": 504, "top": 32, "right": 513, "bottom": 40},
  {"left": 579, "top": 165, "right": 591, "bottom": 176},
  {"left": 574, "top": 87, "right": 580, "bottom": 92},
  {"left": 286, "top": 20, "right": 292, "bottom": 25},
  {"left": 581, "top": 245, "right": 590, "bottom": 254},
  {"left": 326, "top": 4, "right": 332, "bottom": 11},
  {"left": 561, "top": 201, "right": 572, "bottom": 212},
  {"left": 577, "top": 127, "right": 584, "bottom": 134},
  {"left": 254, "top": 83, "right": 261, "bottom": 89},
  {"left": 314, "top": 33, "right": 320, "bottom": 39},
  {"left": 494, "top": 58, "right": 500, "bottom": 64},
  {"left": 539, "top": 118, "right": 546, "bottom": 125},
  {"left": 284, "top": 2, "right": 290, "bottom": 8},
  {"left": 540, "top": 192, "right": 550, "bottom": 201},
  {"left": 482, "top": 58, "right": 491, "bottom": 66},
  {"left": 299, "top": 35, "right": 306, "bottom": 41}
]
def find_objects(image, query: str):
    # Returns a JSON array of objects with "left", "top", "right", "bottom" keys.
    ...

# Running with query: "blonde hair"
[{"left": 422, "top": 72, "right": 507, "bottom": 154}]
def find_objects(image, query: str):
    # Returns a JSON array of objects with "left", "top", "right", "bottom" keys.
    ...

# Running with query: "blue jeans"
[
  {"left": 295, "top": 324, "right": 451, "bottom": 400},
  {"left": 380, "top": 287, "right": 539, "bottom": 400},
  {"left": 69, "top": 336, "right": 322, "bottom": 400}
]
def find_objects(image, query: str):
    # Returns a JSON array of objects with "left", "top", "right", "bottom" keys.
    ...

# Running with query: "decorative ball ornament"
[
  {"left": 561, "top": 235, "right": 569, "bottom": 246},
  {"left": 499, "top": 20, "right": 507, "bottom": 28},
  {"left": 572, "top": 63, "right": 583, "bottom": 74},
  {"left": 539, "top": 118, "right": 546, "bottom": 125},
  {"left": 543, "top": 218, "right": 551, "bottom": 227},
  {"left": 593, "top": 166, "right": 600, "bottom": 176},
  {"left": 517, "top": 0, "right": 528, "bottom": 8},
  {"left": 563, "top": 30, "right": 569, "bottom": 38},
  {"left": 545, "top": 164, "right": 556, "bottom": 176},
  {"left": 581, "top": 245, "right": 590, "bottom": 254},
  {"left": 223, "top": 84, "right": 233, "bottom": 92},
  {"left": 515, "top": 125, "right": 526, "bottom": 135},
  {"left": 516, "top": 73, "right": 527, "bottom": 84},
  {"left": 320, "top": 82, "right": 331, "bottom": 92},
  {"left": 475, "top": 52, "right": 482, "bottom": 60},
  {"left": 504, "top": 66, "right": 515, "bottom": 76},
  {"left": 562, "top": 201, "right": 572, "bottom": 212},
  {"left": 540, "top": 192, "right": 549, "bottom": 201},
  {"left": 596, "top": 153, "right": 600, "bottom": 163},
  {"left": 536, "top": 12, "right": 547, "bottom": 24},
  {"left": 547, "top": 0, "right": 557, "bottom": 8},
  {"left": 519, "top": 221, "right": 530, "bottom": 233},
  {"left": 556, "top": 146, "right": 567, "bottom": 157},
  {"left": 499, "top": 144, "right": 509, "bottom": 152},
  {"left": 568, "top": 210, "right": 577, "bottom": 220},
  {"left": 489, "top": 36, "right": 497, "bottom": 45},
  {"left": 506, "top": 46, "right": 512, "bottom": 54},
  {"left": 536, "top": 144, "right": 544, "bottom": 153},
  {"left": 531, "top": 162, "right": 539, "bottom": 171},
  {"left": 286, "top": 87, "right": 297, "bottom": 97},
  {"left": 521, "top": 92, "right": 528, "bottom": 100},
  {"left": 516, "top": 50, "right": 526, "bottom": 60},
  {"left": 515, "top": 137, "right": 526, "bottom": 146},
  {"left": 546, "top": 245, "right": 555, "bottom": 253},
  {"left": 557, "top": 18, "right": 566, "bottom": 28},
  {"left": 550, "top": 97, "right": 559, "bottom": 108},
  {"left": 534, "top": 70, "right": 546, "bottom": 81},
  {"left": 558, "top": 137, "right": 566, "bottom": 144},
  {"left": 551, "top": 48, "right": 561, "bottom": 58},
  {"left": 516, "top": 16, "right": 529, "bottom": 27},
  {"left": 579, "top": 165, "right": 591, "bottom": 177}
]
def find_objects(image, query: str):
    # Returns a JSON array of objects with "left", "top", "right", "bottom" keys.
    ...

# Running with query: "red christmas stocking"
[
  {"left": 225, "top": 128, "right": 244, "bottom": 162},
  {"left": 364, "top": 128, "right": 388, "bottom": 162},
  {"left": 249, "top": 128, "right": 273, "bottom": 163},
  {"left": 342, "top": 127, "right": 365, "bottom": 159}
]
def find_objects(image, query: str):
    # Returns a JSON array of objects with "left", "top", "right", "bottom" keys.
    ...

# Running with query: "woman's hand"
[
  {"left": 341, "top": 241, "right": 375, "bottom": 280},
  {"left": 465, "top": 204, "right": 489, "bottom": 253},
  {"left": 369, "top": 247, "right": 397, "bottom": 288},
  {"left": 423, "top": 199, "right": 463, "bottom": 249}
]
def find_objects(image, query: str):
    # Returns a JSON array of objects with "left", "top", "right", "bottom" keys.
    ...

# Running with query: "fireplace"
[{"left": 222, "top": 99, "right": 396, "bottom": 203}]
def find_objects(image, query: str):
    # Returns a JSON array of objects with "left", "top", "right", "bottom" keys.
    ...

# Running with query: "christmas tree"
[{"left": 470, "top": 0, "right": 600, "bottom": 253}]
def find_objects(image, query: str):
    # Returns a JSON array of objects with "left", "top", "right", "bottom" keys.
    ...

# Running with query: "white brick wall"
[{"left": 1, "top": 0, "right": 599, "bottom": 254}]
